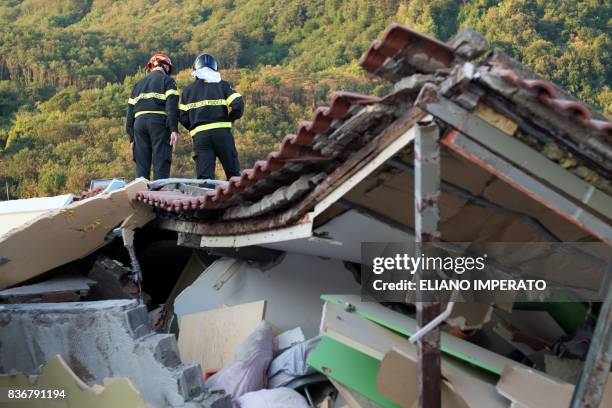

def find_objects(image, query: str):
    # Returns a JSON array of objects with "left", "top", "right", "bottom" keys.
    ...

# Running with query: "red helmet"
[{"left": 146, "top": 53, "right": 173, "bottom": 74}]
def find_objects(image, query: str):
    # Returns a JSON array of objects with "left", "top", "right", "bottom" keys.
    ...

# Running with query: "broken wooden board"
[
  {"left": 496, "top": 364, "right": 612, "bottom": 408},
  {"left": 331, "top": 379, "right": 382, "bottom": 408},
  {"left": 316, "top": 396, "right": 334, "bottom": 408},
  {"left": 446, "top": 303, "right": 493, "bottom": 330},
  {"left": 175, "top": 255, "right": 360, "bottom": 338},
  {"left": 0, "top": 274, "right": 96, "bottom": 303},
  {"left": 318, "top": 301, "right": 508, "bottom": 408},
  {"left": 376, "top": 350, "right": 469, "bottom": 408},
  {"left": 178, "top": 300, "right": 266, "bottom": 372},
  {"left": 322, "top": 294, "right": 518, "bottom": 375},
  {"left": 160, "top": 251, "right": 208, "bottom": 328},
  {"left": 0, "top": 179, "right": 150, "bottom": 290},
  {"left": 308, "top": 336, "right": 401, "bottom": 408},
  {"left": 0, "top": 355, "right": 149, "bottom": 408}
]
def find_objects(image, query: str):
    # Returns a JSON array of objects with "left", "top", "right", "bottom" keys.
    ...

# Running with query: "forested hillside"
[{"left": 0, "top": 0, "right": 610, "bottom": 198}]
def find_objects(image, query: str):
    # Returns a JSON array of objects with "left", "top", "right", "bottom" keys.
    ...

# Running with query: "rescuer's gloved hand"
[{"left": 170, "top": 132, "right": 179, "bottom": 150}]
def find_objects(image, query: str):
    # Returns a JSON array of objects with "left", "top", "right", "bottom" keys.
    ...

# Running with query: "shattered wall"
[
  {"left": 0, "top": 299, "right": 203, "bottom": 407},
  {"left": 174, "top": 252, "right": 362, "bottom": 338}
]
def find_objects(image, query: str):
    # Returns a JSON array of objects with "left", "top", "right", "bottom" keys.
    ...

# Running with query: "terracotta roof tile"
[
  {"left": 359, "top": 23, "right": 456, "bottom": 75},
  {"left": 135, "top": 92, "right": 382, "bottom": 212},
  {"left": 74, "top": 186, "right": 105, "bottom": 201},
  {"left": 360, "top": 23, "right": 611, "bottom": 138},
  {"left": 135, "top": 23, "right": 611, "bottom": 217},
  {"left": 499, "top": 68, "right": 612, "bottom": 136}
]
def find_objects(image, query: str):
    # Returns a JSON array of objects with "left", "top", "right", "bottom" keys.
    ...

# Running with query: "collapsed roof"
[
  {"left": 134, "top": 25, "right": 611, "bottom": 248},
  {"left": 0, "top": 23, "right": 611, "bottom": 408},
  {"left": 2, "top": 23, "right": 610, "bottom": 292}
]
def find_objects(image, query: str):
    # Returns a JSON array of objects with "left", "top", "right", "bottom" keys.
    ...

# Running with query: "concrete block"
[
  {"left": 125, "top": 303, "right": 151, "bottom": 338},
  {"left": 200, "top": 390, "right": 232, "bottom": 408},
  {"left": 175, "top": 363, "right": 205, "bottom": 400},
  {"left": 143, "top": 333, "right": 182, "bottom": 368}
]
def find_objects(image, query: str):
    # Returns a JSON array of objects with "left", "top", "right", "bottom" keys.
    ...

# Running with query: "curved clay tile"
[
  {"left": 498, "top": 68, "right": 611, "bottom": 135},
  {"left": 135, "top": 91, "right": 384, "bottom": 212},
  {"left": 359, "top": 23, "right": 455, "bottom": 74},
  {"left": 547, "top": 98, "right": 592, "bottom": 121}
]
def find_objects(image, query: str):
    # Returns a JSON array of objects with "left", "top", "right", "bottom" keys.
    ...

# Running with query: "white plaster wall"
[
  {"left": 264, "top": 210, "right": 414, "bottom": 262},
  {"left": 174, "top": 253, "right": 362, "bottom": 338}
]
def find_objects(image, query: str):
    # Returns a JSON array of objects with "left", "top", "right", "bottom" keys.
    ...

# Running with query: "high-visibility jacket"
[
  {"left": 126, "top": 70, "right": 179, "bottom": 141},
  {"left": 178, "top": 79, "right": 244, "bottom": 137}
]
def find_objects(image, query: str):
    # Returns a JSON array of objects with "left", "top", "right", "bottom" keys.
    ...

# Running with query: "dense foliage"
[{"left": 0, "top": 0, "right": 609, "bottom": 198}]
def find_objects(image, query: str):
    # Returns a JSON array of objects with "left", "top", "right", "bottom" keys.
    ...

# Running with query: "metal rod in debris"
[
  {"left": 409, "top": 291, "right": 457, "bottom": 344},
  {"left": 412, "top": 121, "right": 442, "bottom": 408},
  {"left": 570, "top": 258, "right": 612, "bottom": 408},
  {"left": 121, "top": 228, "right": 144, "bottom": 304}
]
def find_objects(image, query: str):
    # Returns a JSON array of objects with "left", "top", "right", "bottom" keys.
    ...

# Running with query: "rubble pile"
[{"left": 0, "top": 23, "right": 611, "bottom": 408}]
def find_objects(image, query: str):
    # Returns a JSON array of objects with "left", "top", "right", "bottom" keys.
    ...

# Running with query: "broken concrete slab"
[
  {"left": 0, "top": 179, "right": 152, "bottom": 290},
  {"left": 0, "top": 194, "right": 73, "bottom": 237},
  {"left": 192, "top": 389, "right": 232, "bottom": 408},
  {"left": 0, "top": 274, "right": 96, "bottom": 303},
  {"left": 0, "top": 299, "right": 203, "bottom": 407},
  {"left": 0, "top": 355, "right": 149, "bottom": 408}
]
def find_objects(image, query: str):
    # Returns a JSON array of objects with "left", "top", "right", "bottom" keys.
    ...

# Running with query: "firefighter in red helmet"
[{"left": 126, "top": 53, "right": 179, "bottom": 180}]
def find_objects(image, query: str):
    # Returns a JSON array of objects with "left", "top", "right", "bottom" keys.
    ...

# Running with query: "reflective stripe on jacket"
[
  {"left": 178, "top": 79, "right": 244, "bottom": 136},
  {"left": 126, "top": 71, "right": 179, "bottom": 141}
]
